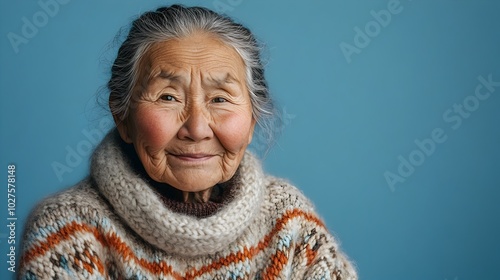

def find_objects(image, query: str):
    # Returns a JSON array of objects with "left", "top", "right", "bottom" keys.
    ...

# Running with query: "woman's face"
[{"left": 116, "top": 32, "right": 255, "bottom": 192}]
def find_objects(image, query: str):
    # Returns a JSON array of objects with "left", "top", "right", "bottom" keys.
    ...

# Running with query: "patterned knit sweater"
[{"left": 18, "top": 130, "right": 357, "bottom": 279}]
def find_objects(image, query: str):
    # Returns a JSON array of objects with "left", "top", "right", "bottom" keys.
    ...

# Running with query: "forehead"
[{"left": 139, "top": 32, "right": 246, "bottom": 81}]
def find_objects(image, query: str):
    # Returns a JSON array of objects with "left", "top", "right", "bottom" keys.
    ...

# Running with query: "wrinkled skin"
[{"left": 115, "top": 32, "right": 255, "bottom": 202}]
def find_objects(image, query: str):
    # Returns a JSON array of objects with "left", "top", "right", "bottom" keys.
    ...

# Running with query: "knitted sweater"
[{"left": 19, "top": 130, "right": 357, "bottom": 279}]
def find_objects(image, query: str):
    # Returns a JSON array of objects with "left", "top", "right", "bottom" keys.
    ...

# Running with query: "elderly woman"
[{"left": 19, "top": 5, "right": 357, "bottom": 280}]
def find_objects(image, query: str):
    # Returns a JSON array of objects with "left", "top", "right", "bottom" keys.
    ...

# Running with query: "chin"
[
  {"left": 168, "top": 176, "right": 220, "bottom": 192},
  {"left": 152, "top": 163, "right": 234, "bottom": 191}
]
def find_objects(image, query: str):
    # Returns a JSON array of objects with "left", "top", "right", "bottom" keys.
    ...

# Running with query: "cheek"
[
  {"left": 215, "top": 111, "right": 254, "bottom": 151},
  {"left": 133, "top": 108, "right": 177, "bottom": 148}
]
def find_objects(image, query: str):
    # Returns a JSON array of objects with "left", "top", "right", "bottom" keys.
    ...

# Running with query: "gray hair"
[{"left": 107, "top": 5, "right": 280, "bottom": 152}]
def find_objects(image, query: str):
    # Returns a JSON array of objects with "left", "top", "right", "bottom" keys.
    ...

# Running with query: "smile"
[{"left": 171, "top": 153, "right": 215, "bottom": 162}]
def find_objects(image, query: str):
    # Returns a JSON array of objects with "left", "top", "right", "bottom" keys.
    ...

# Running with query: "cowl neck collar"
[{"left": 91, "top": 129, "right": 265, "bottom": 257}]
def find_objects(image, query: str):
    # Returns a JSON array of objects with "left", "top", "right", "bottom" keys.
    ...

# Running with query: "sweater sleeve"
[
  {"left": 292, "top": 226, "right": 358, "bottom": 279},
  {"left": 267, "top": 180, "right": 358, "bottom": 280},
  {"left": 18, "top": 187, "right": 108, "bottom": 280}
]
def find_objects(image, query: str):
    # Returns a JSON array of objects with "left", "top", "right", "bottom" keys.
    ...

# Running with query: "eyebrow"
[
  {"left": 151, "top": 70, "right": 241, "bottom": 87},
  {"left": 155, "top": 70, "right": 183, "bottom": 83},
  {"left": 206, "top": 73, "right": 240, "bottom": 87}
]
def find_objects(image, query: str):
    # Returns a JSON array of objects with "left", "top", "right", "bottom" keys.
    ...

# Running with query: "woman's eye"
[
  {"left": 160, "top": 94, "right": 175, "bottom": 101},
  {"left": 212, "top": 97, "right": 227, "bottom": 103}
]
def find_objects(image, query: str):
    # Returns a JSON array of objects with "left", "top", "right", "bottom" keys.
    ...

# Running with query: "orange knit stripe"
[
  {"left": 105, "top": 231, "right": 184, "bottom": 280},
  {"left": 74, "top": 248, "right": 96, "bottom": 275},
  {"left": 259, "top": 243, "right": 318, "bottom": 280},
  {"left": 186, "top": 208, "right": 325, "bottom": 278},
  {"left": 22, "top": 222, "right": 183, "bottom": 279},
  {"left": 22, "top": 209, "right": 324, "bottom": 279},
  {"left": 72, "top": 246, "right": 105, "bottom": 275},
  {"left": 21, "top": 221, "right": 105, "bottom": 265},
  {"left": 261, "top": 249, "right": 288, "bottom": 280},
  {"left": 85, "top": 247, "right": 105, "bottom": 275},
  {"left": 305, "top": 244, "right": 317, "bottom": 266},
  {"left": 256, "top": 209, "right": 324, "bottom": 280}
]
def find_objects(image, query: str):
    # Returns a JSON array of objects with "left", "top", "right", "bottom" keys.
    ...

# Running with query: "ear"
[{"left": 113, "top": 114, "right": 133, "bottom": 144}]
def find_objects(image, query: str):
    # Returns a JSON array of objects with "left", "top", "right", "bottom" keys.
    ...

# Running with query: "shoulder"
[
  {"left": 18, "top": 179, "right": 115, "bottom": 278},
  {"left": 27, "top": 179, "right": 105, "bottom": 221},
  {"left": 261, "top": 175, "right": 328, "bottom": 241},
  {"left": 264, "top": 175, "right": 316, "bottom": 213},
  {"left": 21, "top": 178, "right": 111, "bottom": 247}
]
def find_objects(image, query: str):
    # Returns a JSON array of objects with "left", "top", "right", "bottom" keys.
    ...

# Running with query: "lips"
[{"left": 171, "top": 153, "right": 215, "bottom": 162}]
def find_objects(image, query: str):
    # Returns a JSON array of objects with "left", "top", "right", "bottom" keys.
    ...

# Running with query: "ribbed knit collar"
[{"left": 91, "top": 129, "right": 265, "bottom": 257}]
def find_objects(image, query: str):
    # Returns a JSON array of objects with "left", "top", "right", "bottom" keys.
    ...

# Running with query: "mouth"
[{"left": 171, "top": 153, "right": 215, "bottom": 162}]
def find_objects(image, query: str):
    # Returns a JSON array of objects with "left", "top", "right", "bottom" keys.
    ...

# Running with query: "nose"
[{"left": 177, "top": 105, "right": 214, "bottom": 142}]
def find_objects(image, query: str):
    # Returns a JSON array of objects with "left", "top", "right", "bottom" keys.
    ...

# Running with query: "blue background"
[{"left": 1, "top": 0, "right": 500, "bottom": 279}]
